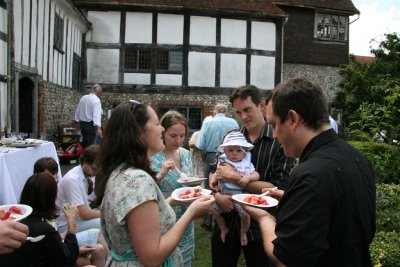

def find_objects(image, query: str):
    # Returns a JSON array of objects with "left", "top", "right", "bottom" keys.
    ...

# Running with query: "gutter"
[
  {"left": 281, "top": 15, "right": 288, "bottom": 82},
  {"left": 6, "top": 0, "right": 13, "bottom": 133}
]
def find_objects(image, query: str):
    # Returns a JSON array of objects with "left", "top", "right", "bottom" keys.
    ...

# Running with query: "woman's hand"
[
  {"left": 63, "top": 203, "right": 78, "bottom": 221},
  {"left": 187, "top": 195, "right": 215, "bottom": 219},
  {"left": 63, "top": 203, "right": 78, "bottom": 233},
  {"left": 79, "top": 244, "right": 96, "bottom": 257}
]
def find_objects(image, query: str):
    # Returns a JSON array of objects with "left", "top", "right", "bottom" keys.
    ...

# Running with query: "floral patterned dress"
[
  {"left": 100, "top": 164, "right": 183, "bottom": 267},
  {"left": 150, "top": 148, "right": 194, "bottom": 264}
]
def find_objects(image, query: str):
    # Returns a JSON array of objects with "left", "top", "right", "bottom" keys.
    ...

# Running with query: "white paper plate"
[
  {"left": 0, "top": 204, "right": 33, "bottom": 221},
  {"left": 171, "top": 187, "right": 212, "bottom": 202},
  {"left": 232, "top": 194, "right": 279, "bottom": 209},
  {"left": 177, "top": 177, "right": 207, "bottom": 186}
]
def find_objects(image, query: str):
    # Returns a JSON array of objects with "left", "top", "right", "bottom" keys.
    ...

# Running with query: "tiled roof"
[
  {"left": 72, "top": 0, "right": 287, "bottom": 17},
  {"left": 273, "top": 0, "right": 359, "bottom": 15},
  {"left": 354, "top": 55, "right": 376, "bottom": 64}
]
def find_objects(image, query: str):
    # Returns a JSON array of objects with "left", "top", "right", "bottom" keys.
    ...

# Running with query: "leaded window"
[{"left": 315, "top": 12, "right": 347, "bottom": 41}]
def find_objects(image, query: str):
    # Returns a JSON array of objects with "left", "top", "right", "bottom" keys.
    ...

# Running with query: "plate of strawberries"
[
  {"left": 172, "top": 186, "right": 212, "bottom": 202},
  {"left": 0, "top": 204, "right": 33, "bottom": 221},
  {"left": 232, "top": 194, "right": 279, "bottom": 209}
]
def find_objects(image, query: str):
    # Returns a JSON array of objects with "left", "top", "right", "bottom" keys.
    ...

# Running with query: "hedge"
[{"left": 349, "top": 141, "right": 400, "bottom": 184}]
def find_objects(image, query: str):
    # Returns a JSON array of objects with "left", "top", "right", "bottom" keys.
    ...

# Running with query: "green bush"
[
  {"left": 370, "top": 231, "right": 400, "bottom": 267},
  {"left": 376, "top": 184, "right": 400, "bottom": 232},
  {"left": 349, "top": 141, "right": 400, "bottom": 184}
]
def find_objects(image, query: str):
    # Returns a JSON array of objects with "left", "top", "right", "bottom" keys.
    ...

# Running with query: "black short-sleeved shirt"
[{"left": 273, "top": 129, "right": 376, "bottom": 267}]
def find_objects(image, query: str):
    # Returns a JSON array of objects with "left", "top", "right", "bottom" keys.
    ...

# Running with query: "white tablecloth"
[{"left": 0, "top": 142, "right": 61, "bottom": 204}]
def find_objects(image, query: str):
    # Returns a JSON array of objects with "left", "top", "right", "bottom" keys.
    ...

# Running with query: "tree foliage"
[{"left": 333, "top": 33, "right": 400, "bottom": 140}]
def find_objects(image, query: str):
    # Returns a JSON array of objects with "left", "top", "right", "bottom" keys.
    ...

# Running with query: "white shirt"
[
  {"left": 329, "top": 115, "right": 338, "bottom": 134},
  {"left": 74, "top": 93, "right": 102, "bottom": 127},
  {"left": 55, "top": 165, "right": 95, "bottom": 229}
]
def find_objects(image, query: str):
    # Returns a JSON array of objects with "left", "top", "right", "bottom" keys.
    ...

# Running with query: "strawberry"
[
  {"left": 9, "top": 206, "right": 23, "bottom": 215},
  {"left": 0, "top": 210, "right": 11, "bottom": 220}
]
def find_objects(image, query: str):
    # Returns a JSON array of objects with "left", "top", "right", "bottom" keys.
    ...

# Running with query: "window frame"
[
  {"left": 72, "top": 53, "right": 81, "bottom": 89},
  {"left": 157, "top": 106, "right": 203, "bottom": 132},
  {"left": 124, "top": 47, "right": 183, "bottom": 74},
  {"left": 314, "top": 11, "right": 348, "bottom": 42},
  {"left": 53, "top": 13, "right": 64, "bottom": 52}
]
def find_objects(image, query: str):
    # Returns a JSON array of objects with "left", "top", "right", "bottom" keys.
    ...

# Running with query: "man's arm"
[{"left": 243, "top": 206, "right": 286, "bottom": 267}]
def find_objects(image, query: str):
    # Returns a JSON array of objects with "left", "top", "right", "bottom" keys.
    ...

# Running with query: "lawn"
[{"left": 192, "top": 223, "right": 246, "bottom": 267}]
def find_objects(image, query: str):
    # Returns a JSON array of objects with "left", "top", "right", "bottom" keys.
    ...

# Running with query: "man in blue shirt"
[{"left": 196, "top": 103, "right": 239, "bottom": 228}]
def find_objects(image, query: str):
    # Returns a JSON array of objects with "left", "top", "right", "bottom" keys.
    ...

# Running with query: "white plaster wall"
[
  {"left": 22, "top": 0, "right": 30, "bottom": 66},
  {"left": 220, "top": 54, "right": 246, "bottom": 88},
  {"left": 188, "top": 52, "right": 215, "bottom": 87},
  {"left": 189, "top": 16, "right": 216, "bottom": 46},
  {"left": 157, "top": 14, "right": 183, "bottom": 44},
  {"left": 124, "top": 73, "right": 151, "bottom": 85},
  {"left": 221, "top": 19, "right": 246, "bottom": 48},
  {"left": 125, "top": 12, "right": 152, "bottom": 44},
  {"left": 13, "top": 0, "right": 22, "bottom": 64},
  {"left": 0, "top": 41, "right": 6, "bottom": 75},
  {"left": 87, "top": 11, "right": 120, "bottom": 43},
  {"left": 87, "top": 49, "right": 119, "bottom": 83},
  {"left": 42, "top": 0, "right": 50, "bottom": 81},
  {"left": 30, "top": 0, "right": 37, "bottom": 69},
  {"left": 0, "top": 7, "right": 6, "bottom": 33},
  {"left": 37, "top": 0, "right": 44, "bottom": 77},
  {"left": 252, "top": 21, "right": 276, "bottom": 51},
  {"left": 156, "top": 74, "right": 182, "bottom": 86},
  {"left": 250, "top": 55, "right": 275, "bottom": 90}
]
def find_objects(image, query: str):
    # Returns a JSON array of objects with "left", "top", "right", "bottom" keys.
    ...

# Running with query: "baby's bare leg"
[
  {"left": 239, "top": 212, "right": 250, "bottom": 246},
  {"left": 213, "top": 209, "right": 229, "bottom": 243}
]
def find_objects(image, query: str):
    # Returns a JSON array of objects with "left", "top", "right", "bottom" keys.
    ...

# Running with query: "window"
[
  {"left": 315, "top": 12, "right": 347, "bottom": 41},
  {"left": 125, "top": 48, "right": 151, "bottom": 70},
  {"left": 54, "top": 13, "right": 64, "bottom": 51},
  {"left": 72, "top": 54, "right": 81, "bottom": 89},
  {"left": 158, "top": 106, "right": 203, "bottom": 131},
  {"left": 125, "top": 48, "right": 182, "bottom": 72},
  {"left": 156, "top": 51, "right": 183, "bottom": 71}
]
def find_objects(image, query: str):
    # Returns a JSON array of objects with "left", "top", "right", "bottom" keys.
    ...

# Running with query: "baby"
[{"left": 210, "top": 131, "right": 259, "bottom": 246}]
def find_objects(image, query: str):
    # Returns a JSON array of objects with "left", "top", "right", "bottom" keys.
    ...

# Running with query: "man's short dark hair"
[
  {"left": 229, "top": 84, "right": 263, "bottom": 106},
  {"left": 272, "top": 77, "right": 329, "bottom": 130},
  {"left": 33, "top": 157, "right": 58, "bottom": 175},
  {"left": 79, "top": 144, "right": 100, "bottom": 165}
]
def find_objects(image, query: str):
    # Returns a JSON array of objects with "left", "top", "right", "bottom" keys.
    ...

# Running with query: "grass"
[{"left": 192, "top": 223, "right": 246, "bottom": 267}]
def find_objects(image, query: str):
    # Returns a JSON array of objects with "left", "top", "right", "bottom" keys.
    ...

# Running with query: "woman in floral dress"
[{"left": 94, "top": 101, "right": 215, "bottom": 267}]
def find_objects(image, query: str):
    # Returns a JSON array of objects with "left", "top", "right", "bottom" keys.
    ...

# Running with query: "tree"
[{"left": 333, "top": 32, "right": 400, "bottom": 141}]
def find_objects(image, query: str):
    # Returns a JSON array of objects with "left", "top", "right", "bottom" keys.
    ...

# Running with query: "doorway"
[{"left": 18, "top": 77, "right": 34, "bottom": 134}]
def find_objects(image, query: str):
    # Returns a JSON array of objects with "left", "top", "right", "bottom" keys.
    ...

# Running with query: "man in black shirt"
[
  {"left": 245, "top": 77, "right": 376, "bottom": 266},
  {"left": 211, "top": 85, "right": 294, "bottom": 267}
]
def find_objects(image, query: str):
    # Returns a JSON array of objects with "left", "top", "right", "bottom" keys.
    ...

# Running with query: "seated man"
[{"left": 56, "top": 145, "right": 100, "bottom": 233}]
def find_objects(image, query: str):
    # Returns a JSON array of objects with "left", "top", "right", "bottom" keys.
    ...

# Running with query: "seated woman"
[
  {"left": 0, "top": 173, "right": 79, "bottom": 266},
  {"left": 0, "top": 173, "right": 106, "bottom": 267}
]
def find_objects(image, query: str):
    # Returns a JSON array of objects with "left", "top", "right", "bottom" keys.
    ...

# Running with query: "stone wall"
[
  {"left": 283, "top": 63, "right": 341, "bottom": 102},
  {"left": 39, "top": 82, "right": 82, "bottom": 139}
]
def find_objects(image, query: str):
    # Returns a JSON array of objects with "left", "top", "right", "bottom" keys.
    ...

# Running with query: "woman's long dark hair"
[
  {"left": 20, "top": 173, "right": 58, "bottom": 220},
  {"left": 93, "top": 101, "right": 156, "bottom": 207}
]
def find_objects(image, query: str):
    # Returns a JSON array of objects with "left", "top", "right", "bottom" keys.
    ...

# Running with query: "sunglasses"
[{"left": 129, "top": 99, "right": 141, "bottom": 114}]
